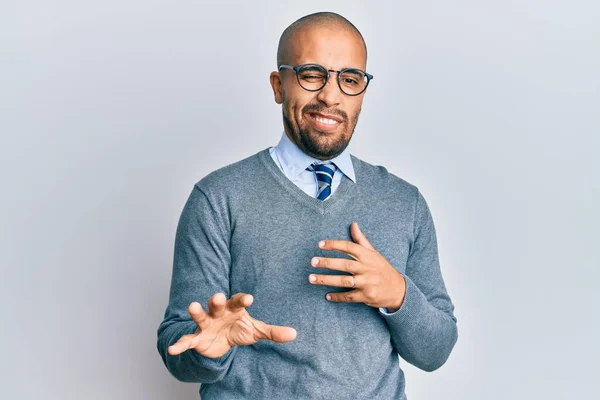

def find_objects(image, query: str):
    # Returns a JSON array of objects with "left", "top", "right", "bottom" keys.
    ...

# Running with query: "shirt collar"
[{"left": 273, "top": 131, "right": 356, "bottom": 183}]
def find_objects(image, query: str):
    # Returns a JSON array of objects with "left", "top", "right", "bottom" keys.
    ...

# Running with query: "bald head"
[{"left": 276, "top": 12, "right": 367, "bottom": 67}]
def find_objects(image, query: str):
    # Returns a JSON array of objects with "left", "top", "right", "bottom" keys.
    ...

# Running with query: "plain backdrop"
[{"left": 1, "top": 1, "right": 598, "bottom": 399}]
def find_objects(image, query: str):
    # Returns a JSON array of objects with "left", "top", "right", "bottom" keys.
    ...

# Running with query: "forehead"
[{"left": 289, "top": 25, "right": 366, "bottom": 70}]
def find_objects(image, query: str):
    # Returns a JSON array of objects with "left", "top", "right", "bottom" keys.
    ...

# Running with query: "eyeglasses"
[{"left": 278, "top": 63, "right": 373, "bottom": 96}]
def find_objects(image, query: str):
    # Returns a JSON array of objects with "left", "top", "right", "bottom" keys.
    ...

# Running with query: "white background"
[{"left": 2, "top": 1, "right": 598, "bottom": 399}]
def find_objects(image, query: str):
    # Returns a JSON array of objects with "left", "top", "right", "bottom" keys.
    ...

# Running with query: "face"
[{"left": 270, "top": 26, "right": 368, "bottom": 160}]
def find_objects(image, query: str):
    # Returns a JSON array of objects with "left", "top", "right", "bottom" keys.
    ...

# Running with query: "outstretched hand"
[{"left": 168, "top": 292, "right": 297, "bottom": 359}]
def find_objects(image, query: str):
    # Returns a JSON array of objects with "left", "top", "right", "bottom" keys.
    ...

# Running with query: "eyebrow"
[{"left": 301, "top": 63, "right": 366, "bottom": 71}]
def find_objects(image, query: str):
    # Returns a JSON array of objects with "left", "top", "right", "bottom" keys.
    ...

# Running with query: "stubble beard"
[{"left": 282, "top": 107, "right": 361, "bottom": 160}]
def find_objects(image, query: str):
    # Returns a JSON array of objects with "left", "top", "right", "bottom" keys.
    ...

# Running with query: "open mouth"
[{"left": 306, "top": 112, "right": 343, "bottom": 131}]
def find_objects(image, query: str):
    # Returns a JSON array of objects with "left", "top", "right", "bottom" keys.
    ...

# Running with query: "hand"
[
  {"left": 309, "top": 222, "right": 407, "bottom": 312},
  {"left": 168, "top": 292, "right": 297, "bottom": 359}
]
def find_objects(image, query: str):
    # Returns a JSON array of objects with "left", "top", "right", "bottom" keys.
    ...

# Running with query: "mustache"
[{"left": 302, "top": 104, "right": 348, "bottom": 122}]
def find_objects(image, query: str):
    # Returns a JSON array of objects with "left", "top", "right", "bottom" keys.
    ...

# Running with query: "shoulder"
[
  {"left": 351, "top": 153, "right": 435, "bottom": 232},
  {"left": 350, "top": 153, "right": 419, "bottom": 200},
  {"left": 193, "top": 149, "right": 264, "bottom": 197}
]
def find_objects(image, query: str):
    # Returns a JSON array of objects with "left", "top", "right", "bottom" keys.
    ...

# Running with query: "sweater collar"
[{"left": 272, "top": 132, "right": 357, "bottom": 183}]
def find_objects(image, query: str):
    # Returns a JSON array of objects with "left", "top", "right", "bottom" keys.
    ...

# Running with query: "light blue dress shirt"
[
  {"left": 269, "top": 132, "right": 396, "bottom": 315},
  {"left": 268, "top": 131, "right": 356, "bottom": 197}
]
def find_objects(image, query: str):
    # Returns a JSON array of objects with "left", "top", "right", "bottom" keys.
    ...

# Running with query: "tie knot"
[
  {"left": 307, "top": 161, "right": 337, "bottom": 175},
  {"left": 307, "top": 162, "right": 337, "bottom": 201}
]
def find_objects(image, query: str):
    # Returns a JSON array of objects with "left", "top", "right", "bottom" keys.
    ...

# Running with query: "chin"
[{"left": 306, "top": 137, "right": 350, "bottom": 159}]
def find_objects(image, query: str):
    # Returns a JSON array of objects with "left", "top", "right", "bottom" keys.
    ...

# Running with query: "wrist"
[{"left": 386, "top": 273, "right": 406, "bottom": 313}]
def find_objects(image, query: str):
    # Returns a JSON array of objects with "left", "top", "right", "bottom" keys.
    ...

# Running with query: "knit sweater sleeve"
[
  {"left": 379, "top": 189, "right": 458, "bottom": 372},
  {"left": 157, "top": 184, "right": 236, "bottom": 383}
]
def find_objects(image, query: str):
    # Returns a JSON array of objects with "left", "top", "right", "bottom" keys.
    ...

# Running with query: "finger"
[
  {"left": 208, "top": 292, "right": 227, "bottom": 318},
  {"left": 167, "top": 333, "right": 197, "bottom": 356},
  {"left": 188, "top": 302, "right": 209, "bottom": 327},
  {"left": 252, "top": 319, "right": 297, "bottom": 343},
  {"left": 350, "top": 222, "right": 376, "bottom": 251},
  {"left": 311, "top": 256, "right": 360, "bottom": 274},
  {"left": 325, "top": 290, "right": 364, "bottom": 304},
  {"left": 318, "top": 239, "right": 364, "bottom": 260},
  {"left": 228, "top": 293, "right": 254, "bottom": 313},
  {"left": 309, "top": 273, "right": 359, "bottom": 289}
]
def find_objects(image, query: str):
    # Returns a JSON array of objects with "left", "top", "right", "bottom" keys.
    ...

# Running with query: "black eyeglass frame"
[{"left": 278, "top": 63, "right": 374, "bottom": 96}]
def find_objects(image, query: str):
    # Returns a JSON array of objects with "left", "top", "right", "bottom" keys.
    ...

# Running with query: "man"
[{"left": 157, "top": 11, "right": 457, "bottom": 399}]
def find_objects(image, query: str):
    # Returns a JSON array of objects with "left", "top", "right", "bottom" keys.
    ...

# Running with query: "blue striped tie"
[{"left": 307, "top": 162, "right": 337, "bottom": 201}]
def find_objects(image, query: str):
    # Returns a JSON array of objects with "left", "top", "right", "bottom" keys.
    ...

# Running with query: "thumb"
[
  {"left": 253, "top": 319, "right": 297, "bottom": 343},
  {"left": 350, "top": 222, "right": 375, "bottom": 251}
]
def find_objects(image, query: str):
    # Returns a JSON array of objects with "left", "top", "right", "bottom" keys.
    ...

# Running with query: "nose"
[{"left": 316, "top": 73, "right": 342, "bottom": 107}]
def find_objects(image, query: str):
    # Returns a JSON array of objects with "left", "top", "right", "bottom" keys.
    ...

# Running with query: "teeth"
[{"left": 314, "top": 115, "right": 338, "bottom": 125}]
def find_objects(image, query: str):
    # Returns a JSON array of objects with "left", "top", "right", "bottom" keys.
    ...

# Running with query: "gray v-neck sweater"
[{"left": 157, "top": 148, "right": 458, "bottom": 399}]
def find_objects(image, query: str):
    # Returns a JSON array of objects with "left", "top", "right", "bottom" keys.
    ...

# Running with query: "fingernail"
[
  {"left": 318, "top": 241, "right": 325, "bottom": 248},
  {"left": 311, "top": 257, "right": 319, "bottom": 266},
  {"left": 326, "top": 294, "right": 331, "bottom": 301},
  {"left": 309, "top": 275, "right": 316, "bottom": 282}
]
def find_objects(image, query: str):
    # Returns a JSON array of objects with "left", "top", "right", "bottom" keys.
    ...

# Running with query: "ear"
[{"left": 269, "top": 71, "right": 283, "bottom": 104}]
